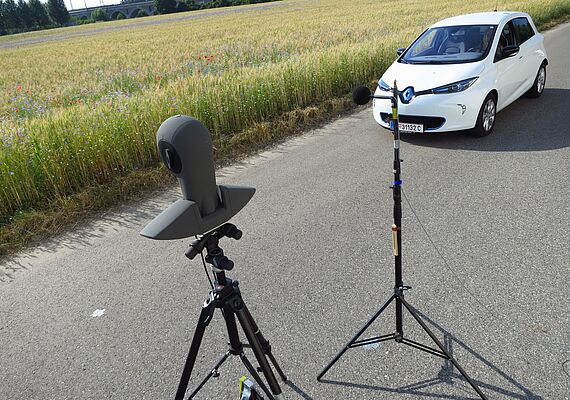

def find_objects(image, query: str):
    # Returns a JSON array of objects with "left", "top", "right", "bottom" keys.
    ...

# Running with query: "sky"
[
  {"left": 66, "top": 0, "right": 122, "bottom": 9},
  {"left": 51, "top": 0, "right": 123, "bottom": 11}
]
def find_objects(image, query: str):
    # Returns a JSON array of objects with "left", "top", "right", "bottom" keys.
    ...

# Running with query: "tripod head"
[{"left": 186, "top": 223, "right": 243, "bottom": 271}]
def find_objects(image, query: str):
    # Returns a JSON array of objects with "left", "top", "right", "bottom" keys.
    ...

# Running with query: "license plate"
[{"left": 398, "top": 122, "right": 424, "bottom": 133}]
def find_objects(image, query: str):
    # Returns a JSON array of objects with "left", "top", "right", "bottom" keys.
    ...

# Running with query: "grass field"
[{"left": 1, "top": 0, "right": 569, "bottom": 244}]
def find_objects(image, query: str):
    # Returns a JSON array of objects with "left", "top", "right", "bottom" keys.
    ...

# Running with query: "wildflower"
[
  {"left": 25, "top": 89, "right": 30, "bottom": 94},
  {"left": 9, "top": 171, "right": 14, "bottom": 175},
  {"left": 16, "top": 85, "right": 23, "bottom": 92}
]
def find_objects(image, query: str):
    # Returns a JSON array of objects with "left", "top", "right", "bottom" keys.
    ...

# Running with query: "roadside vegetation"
[{"left": 1, "top": 0, "right": 569, "bottom": 254}]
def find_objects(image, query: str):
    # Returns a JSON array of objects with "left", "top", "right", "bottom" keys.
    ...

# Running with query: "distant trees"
[
  {"left": 17, "top": 0, "right": 33, "bottom": 28},
  {"left": 0, "top": 0, "right": 67, "bottom": 34},
  {"left": 154, "top": 0, "right": 176, "bottom": 14},
  {"left": 0, "top": 0, "right": 21, "bottom": 33},
  {"left": 153, "top": 0, "right": 281, "bottom": 15},
  {"left": 29, "top": 0, "right": 51, "bottom": 27},
  {"left": 185, "top": 0, "right": 200, "bottom": 11},
  {"left": 90, "top": 8, "right": 108, "bottom": 21},
  {"left": 47, "top": 0, "right": 70, "bottom": 25}
]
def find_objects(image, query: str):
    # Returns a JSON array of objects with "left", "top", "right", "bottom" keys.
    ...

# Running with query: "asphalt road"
[{"left": 1, "top": 22, "right": 569, "bottom": 400}]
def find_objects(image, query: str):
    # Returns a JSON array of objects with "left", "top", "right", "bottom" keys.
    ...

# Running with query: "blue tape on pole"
[{"left": 392, "top": 180, "right": 402, "bottom": 185}]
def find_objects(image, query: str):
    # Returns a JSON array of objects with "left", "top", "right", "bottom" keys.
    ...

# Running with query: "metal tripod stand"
[
  {"left": 317, "top": 83, "right": 488, "bottom": 400},
  {"left": 175, "top": 223, "right": 287, "bottom": 400}
]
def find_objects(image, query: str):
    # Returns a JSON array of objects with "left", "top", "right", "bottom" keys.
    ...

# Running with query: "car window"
[
  {"left": 400, "top": 25, "right": 497, "bottom": 65},
  {"left": 408, "top": 29, "right": 440, "bottom": 57},
  {"left": 512, "top": 17, "right": 535, "bottom": 44},
  {"left": 500, "top": 22, "right": 516, "bottom": 46},
  {"left": 495, "top": 21, "right": 516, "bottom": 61}
]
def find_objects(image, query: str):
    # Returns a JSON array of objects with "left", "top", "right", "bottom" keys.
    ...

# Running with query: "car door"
[
  {"left": 493, "top": 19, "right": 526, "bottom": 110},
  {"left": 511, "top": 17, "right": 540, "bottom": 93}
]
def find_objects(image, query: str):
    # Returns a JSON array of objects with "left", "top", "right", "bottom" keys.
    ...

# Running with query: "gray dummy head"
[
  {"left": 140, "top": 115, "right": 255, "bottom": 240},
  {"left": 157, "top": 115, "right": 220, "bottom": 215}
]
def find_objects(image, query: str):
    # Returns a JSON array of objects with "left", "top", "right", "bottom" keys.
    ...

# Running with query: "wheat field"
[{"left": 1, "top": 0, "right": 569, "bottom": 223}]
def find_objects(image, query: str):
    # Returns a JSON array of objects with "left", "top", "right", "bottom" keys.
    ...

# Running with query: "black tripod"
[
  {"left": 175, "top": 223, "right": 287, "bottom": 400},
  {"left": 317, "top": 83, "right": 488, "bottom": 400}
]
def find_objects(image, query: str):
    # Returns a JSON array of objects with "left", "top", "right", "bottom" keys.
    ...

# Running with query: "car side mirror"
[
  {"left": 501, "top": 45, "right": 519, "bottom": 58},
  {"left": 396, "top": 47, "right": 405, "bottom": 56}
]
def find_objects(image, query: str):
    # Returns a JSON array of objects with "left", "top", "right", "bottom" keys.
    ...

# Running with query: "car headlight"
[
  {"left": 431, "top": 77, "right": 478, "bottom": 94},
  {"left": 378, "top": 79, "right": 391, "bottom": 92}
]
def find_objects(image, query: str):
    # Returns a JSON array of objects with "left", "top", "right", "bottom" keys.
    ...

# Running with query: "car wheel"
[
  {"left": 470, "top": 94, "right": 496, "bottom": 137},
  {"left": 525, "top": 64, "right": 546, "bottom": 98}
]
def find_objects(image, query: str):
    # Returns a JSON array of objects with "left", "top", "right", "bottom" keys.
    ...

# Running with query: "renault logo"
[{"left": 400, "top": 87, "right": 415, "bottom": 104}]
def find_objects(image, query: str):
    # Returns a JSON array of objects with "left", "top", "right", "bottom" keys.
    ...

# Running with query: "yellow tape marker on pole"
[{"left": 392, "top": 224, "right": 399, "bottom": 256}]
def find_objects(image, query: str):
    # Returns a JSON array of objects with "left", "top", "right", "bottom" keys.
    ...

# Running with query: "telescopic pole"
[{"left": 391, "top": 82, "right": 404, "bottom": 340}]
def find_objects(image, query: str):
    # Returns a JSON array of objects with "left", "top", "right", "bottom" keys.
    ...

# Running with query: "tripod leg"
[
  {"left": 239, "top": 351, "right": 280, "bottom": 400},
  {"left": 240, "top": 302, "right": 287, "bottom": 381},
  {"left": 188, "top": 351, "right": 231, "bottom": 399},
  {"left": 175, "top": 293, "right": 217, "bottom": 400},
  {"left": 220, "top": 300, "right": 280, "bottom": 399},
  {"left": 234, "top": 303, "right": 283, "bottom": 398},
  {"left": 317, "top": 294, "right": 397, "bottom": 380},
  {"left": 400, "top": 297, "right": 488, "bottom": 400},
  {"left": 266, "top": 352, "right": 287, "bottom": 382}
]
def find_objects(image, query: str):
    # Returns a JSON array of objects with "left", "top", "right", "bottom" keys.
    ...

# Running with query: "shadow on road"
[
  {"left": 401, "top": 88, "right": 569, "bottom": 152},
  {"left": 0, "top": 192, "right": 178, "bottom": 282},
  {"left": 318, "top": 308, "right": 543, "bottom": 400},
  {"left": 286, "top": 380, "right": 315, "bottom": 399}
]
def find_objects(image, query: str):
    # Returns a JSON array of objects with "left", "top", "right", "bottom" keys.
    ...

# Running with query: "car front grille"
[{"left": 380, "top": 113, "right": 446, "bottom": 130}]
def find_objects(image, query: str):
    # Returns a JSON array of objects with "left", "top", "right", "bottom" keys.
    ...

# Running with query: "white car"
[{"left": 373, "top": 12, "right": 548, "bottom": 136}]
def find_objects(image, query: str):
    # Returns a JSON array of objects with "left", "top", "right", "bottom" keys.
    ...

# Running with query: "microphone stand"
[{"left": 317, "top": 82, "right": 488, "bottom": 400}]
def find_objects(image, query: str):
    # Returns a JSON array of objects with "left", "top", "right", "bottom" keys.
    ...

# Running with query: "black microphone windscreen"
[{"left": 353, "top": 86, "right": 372, "bottom": 105}]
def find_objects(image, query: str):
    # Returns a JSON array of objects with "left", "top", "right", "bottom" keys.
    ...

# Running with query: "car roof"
[{"left": 431, "top": 11, "right": 529, "bottom": 27}]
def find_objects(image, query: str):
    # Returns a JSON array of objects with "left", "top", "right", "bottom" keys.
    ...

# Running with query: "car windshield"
[{"left": 401, "top": 25, "right": 497, "bottom": 64}]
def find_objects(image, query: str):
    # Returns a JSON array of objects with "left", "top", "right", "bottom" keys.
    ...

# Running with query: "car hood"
[{"left": 380, "top": 61, "right": 485, "bottom": 92}]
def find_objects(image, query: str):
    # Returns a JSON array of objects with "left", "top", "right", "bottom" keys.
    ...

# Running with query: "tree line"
[
  {"left": 154, "top": 0, "right": 280, "bottom": 15},
  {"left": 0, "top": 0, "right": 69, "bottom": 35}
]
